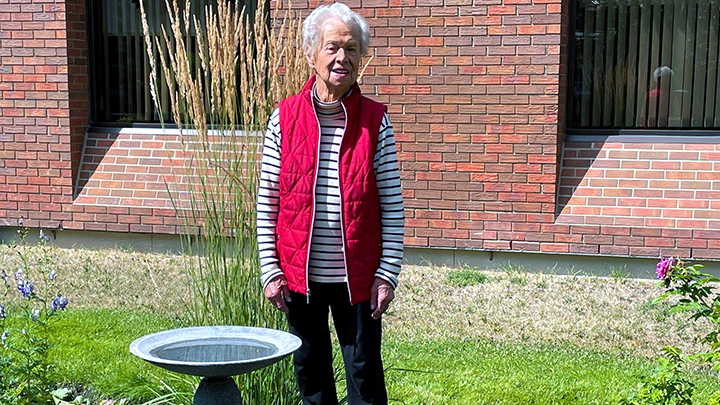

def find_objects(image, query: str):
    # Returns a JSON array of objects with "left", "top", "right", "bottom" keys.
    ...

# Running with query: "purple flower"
[
  {"left": 14, "top": 269, "right": 23, "bottom": 280},
  {"left": 48, "top": 270, "right": 56, "bottom": 281},
  {"left": 18, "top": 217, "right": 23, "bottom": 226},
  {"left": 17, "top": 280, "right": 34, "bottom": 299},
  {"left": 31, "top": 309, "right": 40, "bottom": 322},
  {"left": 1, "top": 331, "right": 6, "bottom": 345},
  {"left": 0, "top": 303, "right": 4, "bottom": 319},
  {"left": 656, "top": 257, "right": 675, "bottom": 280},
  {"left": 51, "top": 296, "right": 68, "bottom": 313},
  {"left": 39, "top": 230, "right": 50, "bottom": 242}
]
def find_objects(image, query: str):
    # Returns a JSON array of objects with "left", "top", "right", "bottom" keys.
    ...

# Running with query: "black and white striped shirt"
[
  {"left": 308, "top": 96, "right": 349, "bottom": 282},
  {"left": 257, "top": 90, "right": 404, "bottom": 290}
]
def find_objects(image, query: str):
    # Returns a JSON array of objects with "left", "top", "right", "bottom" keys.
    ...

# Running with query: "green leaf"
[{"left": 51, "top": 388, "right": 71, "bottom": 400}]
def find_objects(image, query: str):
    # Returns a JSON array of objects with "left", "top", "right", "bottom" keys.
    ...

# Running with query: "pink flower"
[{"left": 656, "top": 257, "right": 675, "bottom": 280}]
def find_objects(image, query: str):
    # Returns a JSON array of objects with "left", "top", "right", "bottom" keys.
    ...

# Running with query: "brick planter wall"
[{"left": 1, "top": 0, "right": 719, "bottom": 263}]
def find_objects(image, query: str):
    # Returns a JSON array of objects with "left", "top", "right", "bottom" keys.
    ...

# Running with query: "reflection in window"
[
  {"left": 571, "top": 0, "right": 720, "bottom": 129},
  {"left": 88, "top": 0, "right": 214, "bottom": 124}
]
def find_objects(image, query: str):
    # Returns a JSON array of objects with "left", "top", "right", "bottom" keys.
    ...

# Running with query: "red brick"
[
  {"left": 488, "top": 5, "right": 516, "bottom": 14},
  {"left": 512, "top": 241, "right": 540, "bottom": 251},
  {"left": 600, "top": 245, "right": 629, "bottom": 255},
  {"left": 693, "top": 230, "right": 720, "bottom": 239},
  {"left": 518, "top": 25, "right": 546, "bottom": 35},
  {"left": 693, "top": 249, "right": 720, "bottom": 259}
]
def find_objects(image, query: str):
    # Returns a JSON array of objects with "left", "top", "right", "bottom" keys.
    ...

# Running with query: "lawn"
[
  {"left": 45, "top": 308, "right": 720, "bottom": 405},
  {"left": 2, "top": 243, "right": 719, "bottom": 404}
]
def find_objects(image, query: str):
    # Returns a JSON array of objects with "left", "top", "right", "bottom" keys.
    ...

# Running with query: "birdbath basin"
[{"left": 130, "top": 326, "right": 301, "bottom": 405}]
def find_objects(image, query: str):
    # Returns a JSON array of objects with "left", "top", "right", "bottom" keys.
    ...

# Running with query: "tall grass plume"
[{"left": 138, "top": 0, "right": 309, "bottom": 403}]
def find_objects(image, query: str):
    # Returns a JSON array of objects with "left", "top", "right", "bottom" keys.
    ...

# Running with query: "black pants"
[{"left": 287, "top": 282, "right": 388, "bottom": 405}]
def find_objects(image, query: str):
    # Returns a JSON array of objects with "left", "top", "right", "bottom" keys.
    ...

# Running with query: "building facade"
[{"left": 1, "top": 0, "right": 719, "bottom": 268}]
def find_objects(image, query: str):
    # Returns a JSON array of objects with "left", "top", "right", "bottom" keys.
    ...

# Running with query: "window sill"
[
  {"left": 89, "top": 125, "right": 181, "bottom": 135},
  {"left": 88, "top": 125, "right": 259, "bottom": 137},
  {"left": 565, "top": 129, "right": 720, "bottom": 143}
]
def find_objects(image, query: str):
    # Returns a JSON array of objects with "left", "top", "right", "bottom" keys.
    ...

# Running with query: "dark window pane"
[
  {"left": 88, "top": 0, "right": 215, "bottom": 124},
  {"left": 570, "top": 0, "right": 720, "bottom": 129}
]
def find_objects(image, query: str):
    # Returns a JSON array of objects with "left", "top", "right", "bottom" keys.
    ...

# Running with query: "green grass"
[
  {"left": 610, "top": 267, "right": 631, "bottom": 281},
  {"left": 502, "top": 264, "right": 530, "bottom": 286},
  {"left": 446, "top": 268, "right": 488, "bottom": 287},
  {"left": 43, "top": 308, "right": 720, "bottom": 404},
  {"left": 46, "top": 308, "right": 296, "bottom": 404},
  {"left": 47, "top": 309, "right": 188, "bottom": 402},
  {"left": 383, "top": 339, "right": 720, "bottom": 405}
]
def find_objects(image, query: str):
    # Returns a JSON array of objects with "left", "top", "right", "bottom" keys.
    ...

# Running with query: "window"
[
  {"left": 88, "top": 0, "right": 214, "bottom": 124},
  {"left": 570, "top": 0, "right": 720, "bottom": 130}
]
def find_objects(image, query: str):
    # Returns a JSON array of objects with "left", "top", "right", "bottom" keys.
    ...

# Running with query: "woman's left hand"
[{"left": 370, "top": 278, "right": 394, "bottom": 320}]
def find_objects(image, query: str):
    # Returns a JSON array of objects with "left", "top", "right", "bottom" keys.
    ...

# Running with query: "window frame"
[
  {"left": 564, "top": 0, "right": 720, "bottom": 142},
  {"left": 87, "top": 0, "right": 163, "bottom": 126},
  {"left": 87, "top": 0, "right": 264, "bottom": 128}
]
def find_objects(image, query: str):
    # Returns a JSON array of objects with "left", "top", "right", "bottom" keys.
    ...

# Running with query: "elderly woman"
[{"left": 256, "top": 2, "right": 404, "bottom": 404}]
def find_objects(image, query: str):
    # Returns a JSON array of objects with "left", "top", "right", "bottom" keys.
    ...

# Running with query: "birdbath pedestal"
[{"left": 130, "top": 326, "right": 301, "bottom": 405}]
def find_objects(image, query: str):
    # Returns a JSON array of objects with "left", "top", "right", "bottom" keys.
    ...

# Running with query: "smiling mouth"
[{"left": 332, "top": 68, "right": 349, "bottom": 75}]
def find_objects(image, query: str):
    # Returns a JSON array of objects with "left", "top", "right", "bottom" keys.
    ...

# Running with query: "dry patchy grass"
[
  {"left": 0, "top": 244, "right": 191, "bottom": 314},
  {"left": 1, "top": 244, "right": 710, "bottom": 359},
  {"left": 386, "top": 265, "right": 711, "bottom": 359}
]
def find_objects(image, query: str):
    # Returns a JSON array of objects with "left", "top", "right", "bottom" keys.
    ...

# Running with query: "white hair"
[
  {"left": 653, "top": 66, "right": 673, "bottom": 83},
  {"left": 302, "top": 2, "right": 370, "bottom": 58}
]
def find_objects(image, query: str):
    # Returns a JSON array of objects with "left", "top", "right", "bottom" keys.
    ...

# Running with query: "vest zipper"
[
  {"left": 306, "top": 97, "right": 323, "bottom": 305},
  {"left": 338, "top": 99, "right": 353, "bottom": 304}
]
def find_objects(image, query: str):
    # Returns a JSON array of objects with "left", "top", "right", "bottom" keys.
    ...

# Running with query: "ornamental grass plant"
[{"left": 137, "top": 0, "right": 309, "bottom": 403}]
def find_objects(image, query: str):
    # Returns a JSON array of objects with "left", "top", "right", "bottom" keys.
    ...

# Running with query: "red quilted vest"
[{"left": 277, "top": 76, "right": 387, "bottom": 304}]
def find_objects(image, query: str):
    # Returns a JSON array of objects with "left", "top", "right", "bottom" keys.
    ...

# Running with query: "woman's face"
[{"left": 309, "top": 18, "right": 361, "bottom": 102}]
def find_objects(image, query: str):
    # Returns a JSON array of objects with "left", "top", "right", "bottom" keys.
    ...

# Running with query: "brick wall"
[
  {"left": 74, "top": 129, "right": 251, "bottom": 235},
  {"left": 326, "top": 0, "right": 566, "bottom": 251},
  {"left": 65, "top": 0, "right": 88, "bottom": 186},
  {"left": 2, "top": 0, "right": 719, "bottom": 263},
  {"left": 73, "top": 130, "right": 181, "bottom": 233},
  {"left": 277, "top": 0, "right": 720, "bottom": 262},
  {"left": 557, "top": 141, "right": 720, "bottom": 259},
  {"left": 0, "top": 0, "right": 74, "bottom": 228}
]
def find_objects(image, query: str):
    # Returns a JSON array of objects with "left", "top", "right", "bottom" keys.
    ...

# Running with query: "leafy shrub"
[
  {"left": 621, "top": 347, "right": 694, "bottom": 405},
  {"left": 622, "top": 257, "right": 720, "bottom": 404}
]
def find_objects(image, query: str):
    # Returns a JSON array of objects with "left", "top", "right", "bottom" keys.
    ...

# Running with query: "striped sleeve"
[
  {"left": 373, "top": 113, "right": 405, "bottom": 289},
  {"left": 257, "top": 108, "right": 284, "bottom": 288}
]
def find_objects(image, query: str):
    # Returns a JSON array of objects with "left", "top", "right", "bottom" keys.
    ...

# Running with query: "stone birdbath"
[{"left": 130, "top": 326, "right": 301, "bottom": 405}]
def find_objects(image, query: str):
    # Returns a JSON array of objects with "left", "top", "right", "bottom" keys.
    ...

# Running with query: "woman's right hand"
[{"left": 264, "top": 275, "right": 292, "bottom": 313}]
